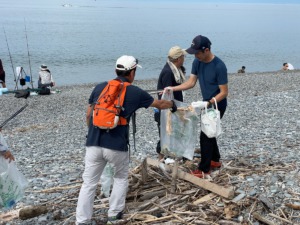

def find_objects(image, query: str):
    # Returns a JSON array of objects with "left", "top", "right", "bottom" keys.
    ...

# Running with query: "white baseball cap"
[{"left": 116, "top": 55, "right": 142, "bottom": 71}]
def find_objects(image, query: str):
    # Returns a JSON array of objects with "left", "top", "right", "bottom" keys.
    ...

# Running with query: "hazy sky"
[{"left": 150, "top": 0, "right": 300, "bottom": 3}]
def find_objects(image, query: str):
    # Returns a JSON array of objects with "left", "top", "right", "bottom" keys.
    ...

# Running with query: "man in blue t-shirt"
[
  {"left": 76, "top": 55, "right": 177, "bottom": 225},
  {"left": 170, "top": 35, "right": 228, "bottom": 179}
]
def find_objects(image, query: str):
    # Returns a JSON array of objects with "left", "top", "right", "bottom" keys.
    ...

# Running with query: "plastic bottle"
[{"left": 4, "top": 199, "right": 16, "bottom": 209}]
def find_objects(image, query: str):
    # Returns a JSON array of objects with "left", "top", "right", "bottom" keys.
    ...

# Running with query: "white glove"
[{"left": 191, "top": 101, "right": 208, "bottom": 109}]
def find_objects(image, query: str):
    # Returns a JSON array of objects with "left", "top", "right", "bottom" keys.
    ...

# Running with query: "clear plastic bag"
[
  {"left": 100, "top": 163, "right": 114, "bottom": 197},
  {"left": 160, "top": 91, "right": 199, "bottom": 160},
  {"left": 0, "top": 157, "right": 28, "bottom": 209}
]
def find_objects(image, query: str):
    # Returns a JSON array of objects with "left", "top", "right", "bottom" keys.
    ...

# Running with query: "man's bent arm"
[
  {"left": 172, "top": 74, "right": 198, "bottom": 92},
  {"left": 209, "top": 84, "right": 228, "bottom": 104},
  {"left": 150, "top": 99, "right": 174, "bottom": 110}
]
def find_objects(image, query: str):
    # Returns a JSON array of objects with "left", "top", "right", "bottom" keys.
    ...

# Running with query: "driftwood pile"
[{"left": 1, "top": 156, "right": 300, "bottom": 225}]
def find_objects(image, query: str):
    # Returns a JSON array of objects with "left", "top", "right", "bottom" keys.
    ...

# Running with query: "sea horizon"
[{"left": 1, "top": 0, "right": 299, "bottom": 88}]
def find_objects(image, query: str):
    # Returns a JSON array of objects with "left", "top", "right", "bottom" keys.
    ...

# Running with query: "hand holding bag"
[{"left": 201, "top": 97, "right": 222, "bottom": 138}]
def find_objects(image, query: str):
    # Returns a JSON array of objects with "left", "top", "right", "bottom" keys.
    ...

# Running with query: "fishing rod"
[
  {"left": 24, "top": 19, "right": 34, "bottom": 89},
  {"left": 0, "top": 103, "right": 28, "bottom": 129},
  {"left": 3, "top": 27, "right": 18, "bottom": 90}
]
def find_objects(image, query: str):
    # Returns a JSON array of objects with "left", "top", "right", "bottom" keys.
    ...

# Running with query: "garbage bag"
[
  {"left": 0, "top": 157, "right": 28, "bottom": 209},
  {"left": 160, "top": 91, "right": 199, "bottom": 160},
  {"left": 100, "top": 163, "right": 114, "bottom": 197}
]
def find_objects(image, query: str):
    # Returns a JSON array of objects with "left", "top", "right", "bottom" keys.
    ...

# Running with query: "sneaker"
[
  {"left": 210, "top": 161, "right": 222, "bottom": 169},
  {"left": 107, "top": 212, "right": 123, "bottom": 224},
  {"left": 190, "top": 169, "right": 210, "bottom": 179}
]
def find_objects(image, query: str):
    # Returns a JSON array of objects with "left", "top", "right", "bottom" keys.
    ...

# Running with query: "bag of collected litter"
[
  {"left": 201, "top": 97, "right": 222, "bottom": 138},
  {"left": 160, "top": 90, "right": 198, "bottom": 160},
  {"left": 0, "top": 157, "right": 28, "bottom": 209},
  {"left": 100, "top": 163, "right": 114, "bottom": 197}
]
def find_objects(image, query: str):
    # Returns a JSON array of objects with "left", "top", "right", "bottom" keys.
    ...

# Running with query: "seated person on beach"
[
  {"left": 38, "top": 64, "right": 55, "bottom": 88},
  {"left": 237, "top": 66, "right": 246, "bottom": 73},
  {"left": 0, "top": 59, "right": 6, "bottom": 88},
  {"left": 282, "top": 63, "right": 289, "bottom": 71}
]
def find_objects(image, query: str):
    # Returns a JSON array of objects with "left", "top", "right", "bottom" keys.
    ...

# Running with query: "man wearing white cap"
[
  {"left": 155, "top": 46, "right": 186, "bottom": 160},
  {"left": 76, "top": 55, "right": 177, "bottom": 225}
]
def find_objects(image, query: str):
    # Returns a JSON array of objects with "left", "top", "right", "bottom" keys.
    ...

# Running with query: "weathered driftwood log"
[
  {"left": 285, "top": 203, "right": 300, "bottom": 210},
  {"left": 146, "top": 158, "right": 234, "bottom": 199},
  {"left": 139, "top": 190, "right": 167, "bottom": 201},
  {"left": 218, "top": 220, "right": 241, "bottom": 225},
  {"left": 131, "top": 213, "right": 158, "bottom": 221},
  {"left": 133, "top": 215, "right": 173, "bottom": 223},
  {"left": 269, "top": 213, "right": 293, "bottom": 224},
  {"left": 252, "top": 212, "right": 276, "bottom": 225},
  {"left": 19, "top": 205, "right": 48, "bottom": 220},
  {"left": 193, "top": 220, "right": 211, "bottom": 225},
  {"left": 135, "top": 196, "right": 159, "bottom": 211}
]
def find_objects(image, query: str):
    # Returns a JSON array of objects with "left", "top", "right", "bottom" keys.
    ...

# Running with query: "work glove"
[
  {"left": 191, "top": 101, "right": 208, "bottom": 109},
  {"left": 170, "top": 100, "right": 177, "bottom": 113}
]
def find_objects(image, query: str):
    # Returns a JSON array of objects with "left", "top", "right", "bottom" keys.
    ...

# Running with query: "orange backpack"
[{"left": 93, "top": 78, "right": 130, "bottom": 129}]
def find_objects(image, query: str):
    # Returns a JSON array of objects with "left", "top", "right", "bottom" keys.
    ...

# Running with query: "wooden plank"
[
  {"left": 146, "top": 158, "right": 234, "bottom": 199},
  {"left": 193, "top": 193, "right": 217, "bottom": 205}
]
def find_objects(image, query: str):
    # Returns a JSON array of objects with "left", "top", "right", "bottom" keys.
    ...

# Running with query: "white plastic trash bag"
[
  {"left": 0, "top": 157, "right": 28, "bottom": 209},
  {"left": 201, "top": 99, "right": 222, "bottom": 138},
  {"left": 160, "top": 90, "right": 199, "bottom": 160},
  {"left": 100, "top": 163, "right": 114, "bottom": 197}
]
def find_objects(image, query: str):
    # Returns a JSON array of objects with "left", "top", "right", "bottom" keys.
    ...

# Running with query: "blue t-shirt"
[
  {"left": 86, "top": 77, "right": 154, "bottom": 151},
  {"left": 191, "top": 56, "right": 228, "bottom": 110}
]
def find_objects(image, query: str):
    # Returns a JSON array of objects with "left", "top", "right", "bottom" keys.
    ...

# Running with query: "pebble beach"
[{"left": 0, "top": 70, "right": 300, "bottom": 224}]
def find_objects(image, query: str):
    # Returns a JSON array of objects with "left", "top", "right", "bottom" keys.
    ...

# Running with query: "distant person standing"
[
  {"left": 287, "top": 63, "right": 294, "bottom": 70},
  {"left": 237, "top": 66, "right": 246, "bottom": 73},
  {"left": 0, "top": 59, "right": 7, "bottom": 88},
  {"left": 155, "top": 46, "right": 186, "bottom": 160},
  {"left": 169, "top": 35, "right": 228, "bottom": 179},
  {"left": 38, "top": 64, "right": 55, "bottom": 88}
]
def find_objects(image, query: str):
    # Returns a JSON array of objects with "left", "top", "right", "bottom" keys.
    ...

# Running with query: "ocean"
[{"left": 0, "top": 0, "right": 300, "bottom": 87}]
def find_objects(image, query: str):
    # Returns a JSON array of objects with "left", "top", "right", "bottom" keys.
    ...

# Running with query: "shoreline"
[
  {"left": 0, "top": 70, "right": 300, "bottom": 224},
  {"left": 3, "top": 69, "right": 299, "bottom": 91}
]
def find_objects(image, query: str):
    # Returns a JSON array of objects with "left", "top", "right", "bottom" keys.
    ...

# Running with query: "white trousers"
[{"left": 76, "top": 146, "right": 129, "bottom": 224}]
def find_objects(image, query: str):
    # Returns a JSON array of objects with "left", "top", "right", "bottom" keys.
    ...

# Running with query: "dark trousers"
[
  {"left": 154, "top": 111, "right": 161, "bottom": 154},
  {"left": 199, "top": 108, "right": 226, "bottom": 173}
]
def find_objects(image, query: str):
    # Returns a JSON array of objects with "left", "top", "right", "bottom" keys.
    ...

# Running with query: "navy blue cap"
[{"left": 186, "top": 35, "right": 212, "bottom": 54}]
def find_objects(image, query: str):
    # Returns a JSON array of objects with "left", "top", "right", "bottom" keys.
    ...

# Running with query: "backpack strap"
[
  {"left": 131, "top": 111, "right": 137, "bottom": 152},
  {"left": 114, "top": 78, "right": 130, "bottom": 125}
]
